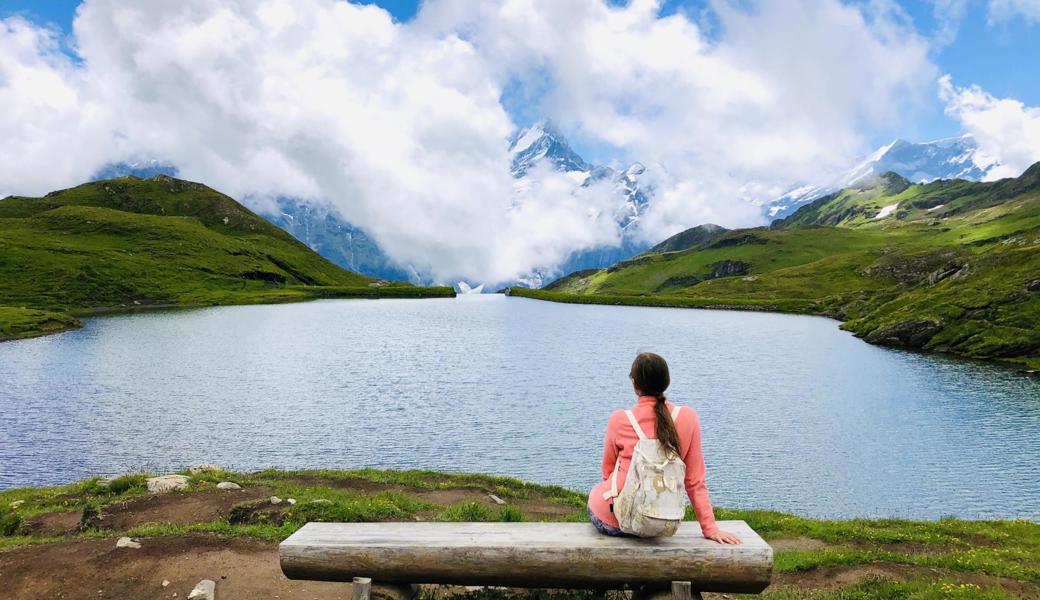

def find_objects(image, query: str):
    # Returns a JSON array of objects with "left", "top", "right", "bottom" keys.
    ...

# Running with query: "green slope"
[
  {"left": 0, "top": 175, "right": 454, "bottom": 340},
  {"left": 519, "top": 165, "right": 1040, "bottom": 370}
]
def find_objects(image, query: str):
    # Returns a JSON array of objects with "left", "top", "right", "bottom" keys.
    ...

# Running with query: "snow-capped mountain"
[
  {"left": 507, "top": 120, "right": 654, "bottom": 286},
  {"left": 509, "top": 120, "right": 589, "bottom": 177},
  {"left": 509, "top": 120, "right": 652, "bottom": 233},
  {"left": 766, "top": 134, "right": 1003, "bottom": 219}
]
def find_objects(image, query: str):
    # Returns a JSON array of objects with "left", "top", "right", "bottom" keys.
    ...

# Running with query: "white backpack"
[{"left": 602, "top": 406, "right": 686, "bottom": 537}]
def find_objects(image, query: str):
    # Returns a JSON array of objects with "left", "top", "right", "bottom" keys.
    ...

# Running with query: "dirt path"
[{"left": 0, "top": 534, "right": 350, "bottom": 600}]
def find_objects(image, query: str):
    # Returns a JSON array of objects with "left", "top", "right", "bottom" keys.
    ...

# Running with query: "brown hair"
[{"left": 629, "top": 352, "right": 681, "bottom": 457}]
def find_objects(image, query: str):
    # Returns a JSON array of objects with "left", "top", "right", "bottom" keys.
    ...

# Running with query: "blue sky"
[{"left": 2, "top": 0, "right": 1037, "bottom": 148}]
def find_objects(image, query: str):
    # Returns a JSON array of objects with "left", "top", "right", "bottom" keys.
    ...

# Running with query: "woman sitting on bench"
[{"left": 588, "top": 352, "right": 741, "bottom": 544}]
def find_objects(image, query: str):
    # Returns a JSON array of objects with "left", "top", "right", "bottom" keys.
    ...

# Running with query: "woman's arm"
[
  {"left": 601, "top": 410, "right": 620, "bottom": 481},
  {"left": 680, "top": 409, "right": 721, "bottom": 538}
]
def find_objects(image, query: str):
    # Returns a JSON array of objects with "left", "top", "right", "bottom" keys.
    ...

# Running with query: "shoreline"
[
  {"left": 508, "top": 287, "right": 1040, "bottom": 373},
  {"left": 0, "top": 285, "right": 456, "bottom": 343}
]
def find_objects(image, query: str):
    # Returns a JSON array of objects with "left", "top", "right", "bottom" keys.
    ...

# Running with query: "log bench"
[{"left": 279, "top": 521, "right": 773, "bottom": 600}]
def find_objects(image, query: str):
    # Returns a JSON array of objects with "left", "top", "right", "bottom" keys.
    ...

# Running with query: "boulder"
[
  {"left": 188, "top": 464, "right": 223, "bottom": 474},
  {"left": 187, "top": 579, "right": 216, "bottom": 600},
  {"left": 1027, "top": 279, "right": 1040, "bottom": 292},
  {"left": 286, "top": 498, "right": 297, "bottom": 505},
  {"left": 270, "top": 496, "right": 282, "bottom": 505},
  {"left": 216, "top": 482, "right": 241, "bottom": 490},
  {"left": 116, "top": 537, "right": 141, "bottom": 549},
  {"left": 146, "top": 475, "right": 190, "bottom": 494}
]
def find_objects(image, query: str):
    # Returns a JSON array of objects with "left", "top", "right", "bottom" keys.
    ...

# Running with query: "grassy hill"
[
  {"left": 0, "top": 175, "right": 454, "bottom": 340},
  {"left": 516, "top": 165, "right": 1040, "bottom": 370}
]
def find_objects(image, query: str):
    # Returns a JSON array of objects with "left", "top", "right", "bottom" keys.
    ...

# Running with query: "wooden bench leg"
[
  {"left": 671, "top": 581, "right": 701, "bottom": 600},
  {"left": 352, "top": 578, "right": 417, "bottom": 600}
]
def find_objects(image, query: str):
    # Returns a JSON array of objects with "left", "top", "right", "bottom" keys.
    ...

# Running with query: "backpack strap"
[
  {"left": 602, "top": 409, "right": 646, "bottom": 501},
  {"left": 670, "top": 405, "right": 682, "bottom": 422},
  {"left": 624, "top": 409, "right": 647, "bottom": 440}
]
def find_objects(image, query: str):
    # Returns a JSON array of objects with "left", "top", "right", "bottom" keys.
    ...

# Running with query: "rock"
[
  {"left": 216, "top": 482, "right": 241, "bottom": 490},
  {"left": 116, "top": 537, "right": 141, "bottom": 549},
  {"left": 286, "top": 498, "right": 297, "bottom": 505},
  {"left": 308, "top": 499, "right": 332, "bottom": 505},
  {"left": 270, "top": 496, "right": 282, "bottom": 505},
  {"left": 187, "top": 579, "right": 216, "bottom": 600},
  {"left": 708, "top": 259, "right": 751, "bottom": 279},
  {"left": 487, "top": 494, "right": 505, "bottom": 505},
  {"left": 1027, "top": 279, "right": 1040, "bottom": 292},
  {"left": 147, "top": 474, "right": 190, "bottom": 494},
  {"left": 188, "top": 464, "right": 222, "bottom": 474},
  {"left": 863, "top": 319, "right": 943, "bottom": 349},
  {"left": 162, "top": 580, "right": 171, "bottom": 588},
  {"left": 9, "top": 500, "right": 24, "bottom": 509}
]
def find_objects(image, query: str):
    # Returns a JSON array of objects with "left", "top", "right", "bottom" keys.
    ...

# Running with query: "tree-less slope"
[
  {"left": 0, "top": 175, "right": 453, "bottom": 340},
  {"left": 517, "top": 165, "right": 1040, "bottom": 370}
]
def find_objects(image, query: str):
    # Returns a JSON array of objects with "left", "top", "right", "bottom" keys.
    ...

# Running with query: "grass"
[
  {"left": 1, "top": 468, "right": 1038, "bottom": 598},
  {"left": 525, "top": 168, "right": 1040, "bottom": 370},
  {"left": 0, "top": 175, "right": 454, "bottom": 341}
]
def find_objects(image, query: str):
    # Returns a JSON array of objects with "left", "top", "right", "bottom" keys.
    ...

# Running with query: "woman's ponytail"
[
  {"left": 630, "top": 353, "right": 681, "bottom": 457},
  {"left": 652, "top": 394, "right": 681, "bottom": 457}
]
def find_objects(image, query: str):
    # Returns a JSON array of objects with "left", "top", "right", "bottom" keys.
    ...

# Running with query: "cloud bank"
[
  {"left": 1, "top": 0, "right": 938, "bottom": 283},
  {"left": 940, "top": 75, "right": 1040, "bottom": 180}
]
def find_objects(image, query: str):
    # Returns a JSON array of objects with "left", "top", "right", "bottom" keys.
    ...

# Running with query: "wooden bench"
[{"left": 280, "top": 521, "right": 773, "bottom": 600}]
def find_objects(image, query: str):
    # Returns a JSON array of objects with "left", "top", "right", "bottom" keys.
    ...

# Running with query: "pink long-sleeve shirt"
[{"left": 587, "top": 395, "right": 719, "bottom": 537}]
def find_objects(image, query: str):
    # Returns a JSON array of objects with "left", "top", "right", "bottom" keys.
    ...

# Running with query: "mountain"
[
  {"left": 264, "top": 198, "right": 419, "bottom": 283},
  {"left": 509, "top": 119, "right": 590, "bottom": 177},
  {"left": 648, "top": 223, "right": 729, "bottom": 254},
  {"left": 515, "top": 164, "right": 1040, "bottom": 370},
  {"left": 0, "top": 175, "right": 452, "bottom": 340},
  {"left": 507, "top": 120, "right": 654, "bottom": 287},
  {"left": 766, "top": 135, "right": 1003, "bottom": 219},
  {"left": 268, "top": 120, "right": 654, "bottom": 289}
]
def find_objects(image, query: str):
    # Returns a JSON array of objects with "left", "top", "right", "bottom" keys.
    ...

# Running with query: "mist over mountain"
[
  {"left": 93, "top": 122, "right": 655, "bottom": 289},
  {"left": 766, "top": 135, "right": 1003, "bottom": 220}
]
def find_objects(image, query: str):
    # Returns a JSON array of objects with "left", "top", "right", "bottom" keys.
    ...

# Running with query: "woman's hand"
[{"left": 706, "top": 530, "right": 742, "bottom": 544}]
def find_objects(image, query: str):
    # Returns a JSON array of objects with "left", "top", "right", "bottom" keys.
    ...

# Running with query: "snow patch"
[
  {"left": 875, "top": 202, "right": 900, "bottom": 219},
  {"left": 927, "top": 204, "right": 945, "bottom": 212}
]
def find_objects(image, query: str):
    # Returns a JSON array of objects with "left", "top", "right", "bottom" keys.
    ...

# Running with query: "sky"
[{"left": 1, "top": 0, "right": 1039, "bottom": 284}]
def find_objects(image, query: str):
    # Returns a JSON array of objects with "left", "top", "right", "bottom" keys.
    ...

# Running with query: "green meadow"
[{"left": 0, "top": 175, "right": 453, "bottom": 340}]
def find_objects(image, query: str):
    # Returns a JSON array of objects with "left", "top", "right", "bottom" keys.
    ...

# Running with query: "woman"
[{"left": 587, "top": 352, "right": 742, "bottom": 544}]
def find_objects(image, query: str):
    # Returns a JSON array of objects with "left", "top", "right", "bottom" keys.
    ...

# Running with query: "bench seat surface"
[{"left": 280, "top": 520, "right": 772, "bottom": 593}]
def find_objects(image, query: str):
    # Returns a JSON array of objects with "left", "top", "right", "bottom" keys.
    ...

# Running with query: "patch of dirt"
[
  {"left": 769, "top": 564, "right": 1040, "bottom": 599},
  {"left": 20, "top": 510, "right": 83, "bottom": 537},
  {"left": 90, "top": 487, "right": 273, "bottom": 531},
  {"left": 0, "top": 534, "right": 350, "bottom": 600}
]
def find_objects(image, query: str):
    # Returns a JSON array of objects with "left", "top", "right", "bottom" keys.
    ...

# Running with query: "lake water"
[{"left": 1, "top": 295, "right": 1038, "bottom": 520}]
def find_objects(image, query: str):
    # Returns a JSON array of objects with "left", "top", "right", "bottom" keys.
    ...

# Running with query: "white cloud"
[
  {"left": 939, "top": 75, "right": 1040, "bottom": 179},
  {"left": 417, "top": 0, "right": 936, "bottom": 241},
  {"left": 988, "top": 0, "right": 1040, "bottom": 22},
  {"left": 0, "top": 0, "right": 937, "bottom": 283}
]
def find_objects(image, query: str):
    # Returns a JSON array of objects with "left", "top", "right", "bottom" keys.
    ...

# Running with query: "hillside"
[
  {"left": 519, "top": 165, "right": 1040, "bottom": 370},
  {"left": 0, "top": 175, "right": 453, "bottom": 340}
]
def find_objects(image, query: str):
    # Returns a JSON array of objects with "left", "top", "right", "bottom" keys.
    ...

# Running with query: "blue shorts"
[{"left": 588, "top": 505, "right": 635, "bottom": 537}]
